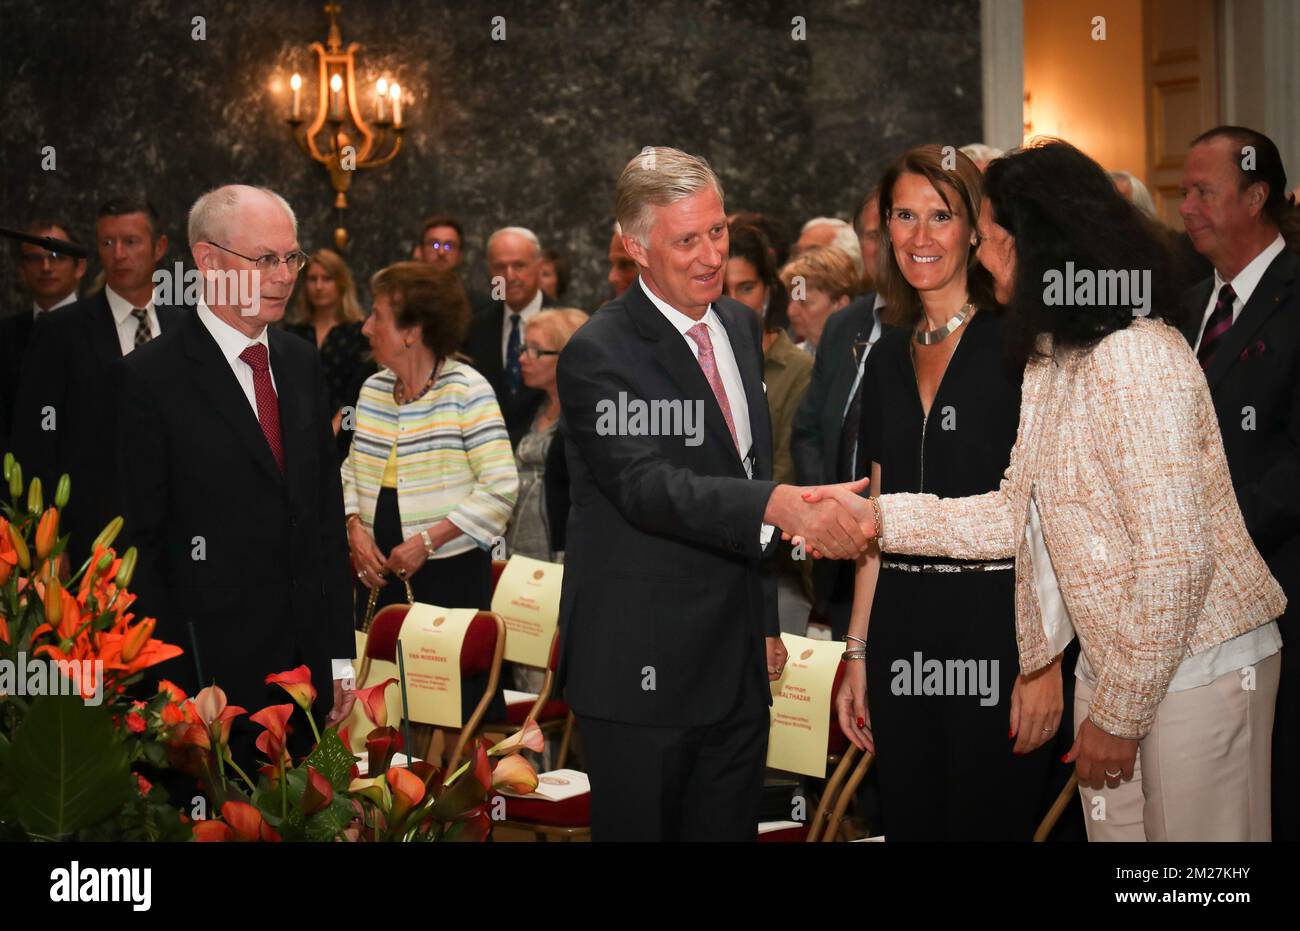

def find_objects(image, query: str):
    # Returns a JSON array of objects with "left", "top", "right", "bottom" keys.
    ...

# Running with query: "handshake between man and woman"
[{"left": 764, "top": 475, "right": 876, "bottom": 559}]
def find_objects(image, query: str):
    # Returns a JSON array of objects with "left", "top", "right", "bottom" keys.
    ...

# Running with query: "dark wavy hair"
[
  {"left": 369, "top": 261, "right": 469, "bottom": 360},
  {"left": 727, "top": 221, "right": 790, "bottom": 331},
  {"left": 984, "top": 139, "right": 1179, "bottom": 365}
]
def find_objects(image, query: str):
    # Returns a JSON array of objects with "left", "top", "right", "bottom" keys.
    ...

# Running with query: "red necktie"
[
  {"left": 238, "top": 343, "right": 285, "bottom": 472},
  {"left": 686, "top": 322, "right": 740, "bottom": 453},
  {"left": 1197, "top": 282, "right": 1236, "bottom": 369}
]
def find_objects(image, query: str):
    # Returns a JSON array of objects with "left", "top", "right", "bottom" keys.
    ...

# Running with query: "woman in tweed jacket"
[
  {"left": 343, "top": 262, "right": 519, "bottom": 631},
  {"left": 829, "top": 141, "right": 1285, "bottom": 841}
]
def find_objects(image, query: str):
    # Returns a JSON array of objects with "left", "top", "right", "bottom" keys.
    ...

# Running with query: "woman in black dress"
[
  {"left": 836, "top": 145, "right": 1061, "bottom": 839},
  {"left": 285, "top": 248, "right": 374, "bottom": 460}
]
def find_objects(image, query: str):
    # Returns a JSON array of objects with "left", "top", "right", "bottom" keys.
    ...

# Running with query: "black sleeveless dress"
[{"left": 858, "top": 309, "right": 1051, "bottom": 840}]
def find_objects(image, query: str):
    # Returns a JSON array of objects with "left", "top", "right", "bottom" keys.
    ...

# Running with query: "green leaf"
[
  {"left": 7, "top": 694, "right": 134, "bottom": 838},
  {"left": 305, "top": 729, "right": 358, "bottom": 793}
]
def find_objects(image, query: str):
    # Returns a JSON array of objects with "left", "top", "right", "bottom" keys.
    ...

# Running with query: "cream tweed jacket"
[{"left": 878, "top": 318, "right": 1286, "bottom": 738}]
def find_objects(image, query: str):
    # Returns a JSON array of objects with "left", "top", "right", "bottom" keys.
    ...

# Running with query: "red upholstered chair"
[
  {"left": 757, "top": 661, "right": 876, "bottom": 843},
  {"left": 357, "top": 603, "right": 506, "bottom": 774}
]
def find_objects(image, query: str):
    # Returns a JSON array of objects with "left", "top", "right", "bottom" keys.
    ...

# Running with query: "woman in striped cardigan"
[{"left": 343, "top": 262, "right": 519, "bottom": 628}]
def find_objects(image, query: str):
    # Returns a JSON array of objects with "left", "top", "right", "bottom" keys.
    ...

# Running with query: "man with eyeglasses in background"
[
  {"left": 12, "top": 196, "right": 186, "bottom": 563},
  {"left": 415, "top": 213, "right": 494, "bottom": 317},
  {"left": 1, "top": 218, "right": 86, "bottom": 453},
  {"left": 118, "top": 184, "right": 353, "bottom": 768}
]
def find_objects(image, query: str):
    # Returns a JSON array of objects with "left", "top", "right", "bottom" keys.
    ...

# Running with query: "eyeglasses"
[
  {"left": 423, "top": 239, "right": 460, "bottom": 252},
  {"left": 204, "top": 241, "right": 309, "bottom": 274},
  {"left": 520, "top": 344, "right": 560, "bottom": 360}
]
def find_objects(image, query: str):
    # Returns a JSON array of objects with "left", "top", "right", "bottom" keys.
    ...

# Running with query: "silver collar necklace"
[{"left": 914, "top": 302, "right": 974, "bottom": 345}]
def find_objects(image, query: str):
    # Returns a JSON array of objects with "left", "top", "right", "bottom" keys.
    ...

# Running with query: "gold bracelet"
[{"left": 868, "top": 497, "right": 883, "bottom": 541}]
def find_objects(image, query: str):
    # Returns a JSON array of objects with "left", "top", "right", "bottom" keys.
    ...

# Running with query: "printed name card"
[
  {"left": 766, "top": 633, "right": 840, "bottom": 778},
  {"left": 398, "top": 604, "right": 478, "bottom": 728},
  {"left": 490, "top": 555, "right": 563, "bottom": 668}
]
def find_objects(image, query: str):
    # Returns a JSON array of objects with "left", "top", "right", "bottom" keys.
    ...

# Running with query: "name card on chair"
[
  {"left": 766, "top": 633, "right": 840, "bottom": 778},
  {"left": 491, "top": 555, "right": 563, "bottom": 668},
  {"left": 399, "top": 604, "right": 478, "bottom": 727}
]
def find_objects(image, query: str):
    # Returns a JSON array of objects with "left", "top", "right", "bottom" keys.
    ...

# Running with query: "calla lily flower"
[
  {"left": 221, "top": 800, "right": 281, "bottom": 842},
  {"left": 266, "top": 665, "right": 317, "bottom": 711},
  {"left": 353, "top": 678, "right": 397, "bottom": 729},
  {"left": 251, "top": 703, "right": 294, "bottom": 764},
  {"left": 386, "top": 767, "right": 427, "bottom": 823},
  {"left": 489, "top": 718, "right": 544, "bottom": 757},
  {"left": 365, "top": 726, "right": 403, "bottom": 776},
  {"left": 348, "top": 775, "right": 392, "bottom": 810},
  {"left": 192, "top": 685, "right": 247, "bottom": 748},
  {"left": 301, "top": 766, "right": 334, "bottom": 815},
  {"left": 491, "top": 752, "right": 540, "bottom": 795}
]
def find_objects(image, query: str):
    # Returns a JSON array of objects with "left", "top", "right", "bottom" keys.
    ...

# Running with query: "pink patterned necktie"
[
  {"left": 686, "top": 322, "right": 740, "bottom": 453},
  {"left": 238, "top": 343, "right": 285, "bottom": 472}
]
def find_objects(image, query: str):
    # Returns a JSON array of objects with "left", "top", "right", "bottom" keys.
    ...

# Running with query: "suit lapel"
[
  {"left": 1179, "top": 278, "right": 1214, "bottom": 348},
  {"left": 625, "top": 286, "right": 745, "bottom": 475},
  {"left": 88, "top": 292, "right": 123, "bottom": 363},
  {"left": 182, "top": 313, "right": 285, "bottom": 484},
  {"left": 1204, "top": 250, "right": 1296, "bottom": 391}
]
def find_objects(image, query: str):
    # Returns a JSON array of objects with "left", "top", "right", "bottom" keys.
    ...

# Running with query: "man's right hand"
[{"left": 763, "top": 477, "right": 871, "bottom": 560}]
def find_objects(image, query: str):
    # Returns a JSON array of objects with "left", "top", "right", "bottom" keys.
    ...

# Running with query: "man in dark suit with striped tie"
[
  {"left": 1177, "top": 126, "right": 1299, "bottom": 840},
  {"left": 13, "top": 197, "right": 184, "bottom": 564}
]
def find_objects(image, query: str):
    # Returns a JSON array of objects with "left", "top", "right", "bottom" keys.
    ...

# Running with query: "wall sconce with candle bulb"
[{"left": 285, "top": 2, "right": 408, "bottom": 250}]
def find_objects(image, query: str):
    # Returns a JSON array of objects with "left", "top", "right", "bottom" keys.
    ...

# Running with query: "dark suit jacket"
[
  {"left": 555, "top": 284, "right": 779, "bottom": 727},
  {"left": 790, "top": 295, "right": 887, "bottom": 612},
  {"left": 0, "top": 311, "right": 35, "bottom": 457},
  {"left": 1179, "top": 247, "right": 1300, "bottom": 605},
  {"left": 118, "top": 310, "right": 354, "bottom": 715},
  {"left": 11, "top": 293, "right": 185, "bottom": 561},
  {"left": 463, "top": 292, "right": 553, "bottom": 439}
]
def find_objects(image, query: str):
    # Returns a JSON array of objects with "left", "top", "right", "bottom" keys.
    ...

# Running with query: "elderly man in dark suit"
[
  {"left": 1177, "top": 125, "right": 1299, "bottom": 840},
  {"left": 462, "top": 226, "right": 553, "bottom": 442},
  {"left": 13, "top": 198, "right": 184, "bottom": 562},
  {"left": 791, "top": 186, "right": 890, "bottom": 641},
  {"left": 556, "top": 147, "right": 872, "bottom": 841},
  {"left": 119, "top": 185, "right": 353, "bottom": 761}
]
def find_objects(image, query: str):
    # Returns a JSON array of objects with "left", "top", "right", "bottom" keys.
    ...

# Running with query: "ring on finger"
[{"left": 1104, "top": 768, "right": 1122, "bottom": 778}]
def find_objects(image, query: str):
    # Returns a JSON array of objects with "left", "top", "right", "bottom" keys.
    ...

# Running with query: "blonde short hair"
[
  {"left": 779, "top": 247, "right": 861, "bottom": 302},
  {"left": 525, "top": 307, "right": 589, "bottom": 349},
  {"left": 615, "top": 147, "right": 724, "bottom": 246}
]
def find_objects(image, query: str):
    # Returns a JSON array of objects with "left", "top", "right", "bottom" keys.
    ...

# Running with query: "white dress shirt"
[
  {"left": 105, "top": 285, "right": 162, "bottom": 355},
  {"left": 196, "top": 300, "right": 277, "bottom": 403},
  {"left": 196, "top": 302, "right": 353, "bottom": 684},
  {"left": 499, "top": 289, "right": 544, "bottom": 365},
  {"left": 639, "top": 277, "right": 774, "bottom": 547},
  {"left": 33, "top": 290, "right": 78, "bottom": 318},
  {"left": 1193, "top": 233, "right": 1286, "bottom": 352}
]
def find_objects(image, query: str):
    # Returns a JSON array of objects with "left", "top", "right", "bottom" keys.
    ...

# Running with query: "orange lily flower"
[
  {"left": 265, "top": 665, "right": 317, "bottom": 711},
  {"left": 34, "top": 507, "right": 58, "bottom": 561}
]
